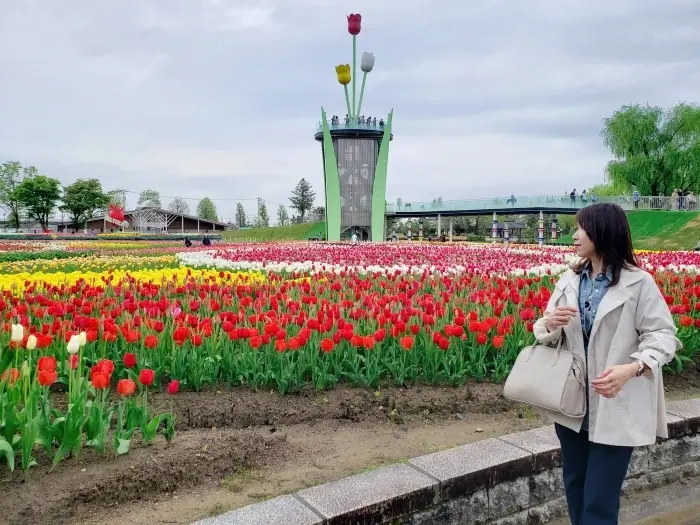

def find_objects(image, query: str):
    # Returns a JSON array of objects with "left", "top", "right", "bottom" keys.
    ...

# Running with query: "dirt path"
[
  {"left": 76, "top": 414, "right": 543, "bottom": 525},
  {"left": 2, "top": 365, "right": 699, "bottom": 525}
]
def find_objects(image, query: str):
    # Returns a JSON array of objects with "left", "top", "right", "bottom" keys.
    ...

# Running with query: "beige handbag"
[{"left": 503, "top": 333, "right": 586, "bottom": 418}]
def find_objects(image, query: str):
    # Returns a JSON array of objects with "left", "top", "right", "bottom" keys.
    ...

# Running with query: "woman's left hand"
[{"left": 590, "top": 364, "right": 638, "bottom": 398}]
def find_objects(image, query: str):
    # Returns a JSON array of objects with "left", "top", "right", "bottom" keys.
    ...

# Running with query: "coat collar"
[
  {"left": 555, "top": 265, "right": 645, "bottom": 291},
  {"left": 555, "top": 266, "right": 645, "bottom": 344}
]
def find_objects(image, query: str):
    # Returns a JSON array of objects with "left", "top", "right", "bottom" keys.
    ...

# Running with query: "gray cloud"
[{"left": 0, "top": 0, "right": 697, "bottom": 217}]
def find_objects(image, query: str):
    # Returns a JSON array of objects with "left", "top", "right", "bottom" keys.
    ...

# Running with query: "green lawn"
[
  {"left": 557, "top": 211, "right": 700, "bottom": 251},
  {"left": 222, "top": 222, "right": 324, "bottom": 242}
]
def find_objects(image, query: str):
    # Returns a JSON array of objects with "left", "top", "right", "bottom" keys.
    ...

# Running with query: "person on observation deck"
[{"left": 533, "top": 203, "right": 680, "bottom": 525}]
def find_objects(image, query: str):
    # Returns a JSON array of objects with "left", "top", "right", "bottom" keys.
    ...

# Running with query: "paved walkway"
[{"left": 550, "top": 480, "right": 700, "bottom": 524}]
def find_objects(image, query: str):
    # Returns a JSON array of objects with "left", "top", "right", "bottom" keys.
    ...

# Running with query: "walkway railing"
[
  {"left": 315, "top": 120, "right": 387, "bottom": 133},
  {"left": 386, "top": 195, "right": 698, "bottom": 214}
]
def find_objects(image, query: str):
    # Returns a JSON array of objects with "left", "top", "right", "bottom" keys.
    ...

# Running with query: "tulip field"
[{"left": 1, "top": 240, "right": 700, "bottom": 485}]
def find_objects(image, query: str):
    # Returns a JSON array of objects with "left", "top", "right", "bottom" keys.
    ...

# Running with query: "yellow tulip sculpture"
[
  {"left": 336, "top": 64, "right": 352, "bottom": 118},
  {"left": 336, "top": 64, "right": 351, "bottom": 85}
]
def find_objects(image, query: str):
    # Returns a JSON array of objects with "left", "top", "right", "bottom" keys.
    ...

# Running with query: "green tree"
[
  {"left": 235, "top": 202, "right": 246, "bottom": 228},
  {"left": 276, "top": 204, "right": 289, "bottom": 226},
  {"left": 106, "top": 189, "right": 127, "bottom": 208},
  {"left": 137, "top": 189, "right": 161, "bottom": 208},
  {"left": 60, "top": 178, "right": 110, "bottom": 228},
  {"left": 15, "top": 175, "right": 62, "bottom": 231},
  {"left": 168, "top": 197, "right": 190, "bottom": 215},
  {"left": 0, "top": 162, "right": 38, "bottom": 228},
  {"left": 197, "top": 197, "right": 218, "bottom": 221},
  {"left": 289, "top": 178, "right": 316, "bottom": 219},
  {"left": 257, "top": 199, "right": 269, "bottom": 227},
  {"left": 587, "top": 181, "right": 630, "bottom": 197},
  {"left": 602, "top": 103, "right": 700, "bottom": 195}
]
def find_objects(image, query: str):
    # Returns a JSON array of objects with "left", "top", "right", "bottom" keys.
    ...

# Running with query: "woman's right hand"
[{"left": 546, "top": 306, "right": 578, "bottom": 332}]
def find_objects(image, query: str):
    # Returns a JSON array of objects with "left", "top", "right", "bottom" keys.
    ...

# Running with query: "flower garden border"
[{"left": 192, "top": 398, "right": 700, "bottom": 525}]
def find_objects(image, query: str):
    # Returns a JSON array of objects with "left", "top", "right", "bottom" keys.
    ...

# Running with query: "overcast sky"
[{"left": 1, "top": 0, "right": 698, "bottom": 221}]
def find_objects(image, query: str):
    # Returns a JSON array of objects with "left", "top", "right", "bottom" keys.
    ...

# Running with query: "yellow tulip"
[{"left": 336, "top": 64, "right": 351, "bottom": 85}]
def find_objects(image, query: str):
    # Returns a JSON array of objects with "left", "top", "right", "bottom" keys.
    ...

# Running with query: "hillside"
[
  {"left": 557, "top": 211, "right": 700, "bottom": 251},
  {"left": 222, "top": 222, "right": 324, "bottom": 242}
]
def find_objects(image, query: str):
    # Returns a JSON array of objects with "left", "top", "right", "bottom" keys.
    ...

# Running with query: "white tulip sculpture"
[{"left": 356, "top": 52, "right": 375, "bottom": 123}]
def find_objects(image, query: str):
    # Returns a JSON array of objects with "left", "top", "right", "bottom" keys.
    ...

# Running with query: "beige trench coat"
[{"left": 533, "top": 267, "right": 681, "bottom": 447}]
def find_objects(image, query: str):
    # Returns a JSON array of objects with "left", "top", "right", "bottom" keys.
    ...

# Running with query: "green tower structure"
[{"left": 314, "top": 13, "right": 394, "bottom": 242}]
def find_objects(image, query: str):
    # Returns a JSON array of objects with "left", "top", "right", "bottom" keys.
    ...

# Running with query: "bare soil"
[{"left": 2, "top": 365, "right": 699, "bottom": 525}]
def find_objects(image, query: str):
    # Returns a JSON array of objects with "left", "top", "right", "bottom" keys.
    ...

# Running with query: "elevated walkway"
[{"left": 386, "top": 195, "right": 693, "bottom": 217}]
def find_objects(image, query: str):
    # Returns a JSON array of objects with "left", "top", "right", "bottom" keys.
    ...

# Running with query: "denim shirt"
[{"left": 579, "top": 264, "right": 613, "bottom": 430}]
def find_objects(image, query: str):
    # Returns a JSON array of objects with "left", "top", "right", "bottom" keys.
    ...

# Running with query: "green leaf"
[
  {"left": 116, "top": 438, "right": 131, "bottom": 455},
  {"left": 21, "top": 416, "right": 40, "bottom": 475},
  {"left": 0, "top": 437, "right": 15, "bottom": 471}
]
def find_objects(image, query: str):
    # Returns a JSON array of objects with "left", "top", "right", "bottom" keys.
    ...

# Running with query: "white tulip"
[
  {"left": 67, "top": 335, "right": 81, "bottom": 354},
  {"left": 26, "top": 335, "right": 37, "bottom": 351},
  {"left": 11, "top": 324, "right": 23, "bottom": 343},
  {"left": 360, "top": 52, "right": 375, "bottom": 73},
  {"left": 79, "top": 331, "right": 87, "bottom": 347}
]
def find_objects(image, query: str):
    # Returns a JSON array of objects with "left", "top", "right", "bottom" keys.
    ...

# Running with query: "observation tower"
[{"left": 314, "top": 13, "right": 394, "bottom": 242}]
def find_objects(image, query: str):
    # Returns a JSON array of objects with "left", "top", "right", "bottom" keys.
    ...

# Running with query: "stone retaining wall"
[{"left": 193, "top": 398, "right": 700, "bottom": 525}]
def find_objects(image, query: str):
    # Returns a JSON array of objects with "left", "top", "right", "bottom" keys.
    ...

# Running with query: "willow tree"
[{"left": 601, "top": 103, "right": 700, "bottom": 195}]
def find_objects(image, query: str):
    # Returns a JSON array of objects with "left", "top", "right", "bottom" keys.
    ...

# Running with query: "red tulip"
[
  {"left": 123, "top": 352, "right": 137, "bottom": 369},
  {"left": 1, "top": 367, "right": 20, "bottom": 384},
  {"left": 679, "top": 316, "right": 693, "bottom": 328},
  {"left": 38, "top": 369, "right": 58, "bottom": 387},
  {"left": 138, "top": 368, "right": 155, "bottom": 386},
  {"left": 91, "top": 372, "right": 110, "bottom": 390},
  {"left": 117, "top": 378, "right": 136, "bottom": 396},
  {"left": 347, "top": 13, "right": 361, "bottom": 35},
  {"left": 399, "top": 336, "right": 414, "bottom": 350},
  {"left": 320, "top": 338, "right": 334, "bottom": 353},
  {"left": 167, "top": 379, "right": 180, "bottom": 395},
  {"left": 37, "top": 355, "right": 57, "bottom": 372},
  {"left": 145, "top": 334, "right": 158, "bottom": 349}
]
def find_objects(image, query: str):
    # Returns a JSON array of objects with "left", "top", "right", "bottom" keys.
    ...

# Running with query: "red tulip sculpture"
[{"left": 107, "top": 203, "right": 129, "bottom": 228}]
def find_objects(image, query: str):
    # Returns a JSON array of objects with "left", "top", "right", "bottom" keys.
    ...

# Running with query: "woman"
[{"left": 533, "top": 203, "right": 680, "bottom": 525}]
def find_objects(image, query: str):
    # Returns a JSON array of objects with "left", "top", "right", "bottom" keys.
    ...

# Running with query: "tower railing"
[{"left": 315, "top": 119, "right": 388, "bottom": 133}]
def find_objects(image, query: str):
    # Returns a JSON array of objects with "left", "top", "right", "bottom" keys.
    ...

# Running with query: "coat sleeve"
[
  {"left": 533, "top": 287, "right": 563, "bottom": 345},
  {"left": 630, "top": 272, "right": 682, "bottom": 375}
]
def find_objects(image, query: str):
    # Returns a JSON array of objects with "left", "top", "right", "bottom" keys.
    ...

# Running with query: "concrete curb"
[{"left": 192, "top": 398, "right": 700, "bottom": 525}]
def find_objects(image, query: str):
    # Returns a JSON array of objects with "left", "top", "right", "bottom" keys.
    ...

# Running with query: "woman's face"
[{"left": 573, "top": 224, "right": 596, "bottom": 258}]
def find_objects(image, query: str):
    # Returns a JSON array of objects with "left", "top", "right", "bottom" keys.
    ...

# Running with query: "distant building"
[
  {"left": 492, "top": 221, "right": 526, "bottom": 240},
  {"left": 84, "top": 207, "right": 228, "bottom": 234}
]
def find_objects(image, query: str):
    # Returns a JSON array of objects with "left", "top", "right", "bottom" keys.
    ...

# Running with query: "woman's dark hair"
[{"left": 572, "top": 203, "right": 637, "bottom": 286}]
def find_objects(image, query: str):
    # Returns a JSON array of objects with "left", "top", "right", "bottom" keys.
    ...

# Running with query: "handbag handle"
[{"left": 523, "top": 326, "right": 568, "bottom": 366}]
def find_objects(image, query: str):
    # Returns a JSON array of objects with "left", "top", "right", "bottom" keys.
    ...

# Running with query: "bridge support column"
[
  {"left": 437, "top": 214, "right": 442, "bottom": 236},
  {"left": 551, "top": 218, "right": 558, "bottom": 242},
  {"left": 448, "top": 218, "right": 453, "bottom": 242},
  {"left": 407, "top": 221, "right": 412, "bottom": 242},
  {"left": 538, "top": 211, "right": 544, "bottom": 246},
  {"left": 504, "top": 220, "right": 510, "bottom": 245},
  {"left": 418, "top": 222, "right": 423, "bottom": 241},
  {"left": 491, "top": 212, "right": 497, "bottom": 243}
]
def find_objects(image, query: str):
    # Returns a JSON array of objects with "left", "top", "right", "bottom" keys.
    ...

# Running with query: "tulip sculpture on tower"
[{"left": 316, "top": 13, "right": 394, "bottom": 243}]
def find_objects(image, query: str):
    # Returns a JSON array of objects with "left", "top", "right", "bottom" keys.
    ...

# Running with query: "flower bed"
[{"left": 1, "top": 241, "right": 699, "bottom": 479}]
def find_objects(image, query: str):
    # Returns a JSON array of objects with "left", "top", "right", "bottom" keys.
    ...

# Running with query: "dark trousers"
[{"left": 555, "top": 424, "right": 633, "bottom": 525}]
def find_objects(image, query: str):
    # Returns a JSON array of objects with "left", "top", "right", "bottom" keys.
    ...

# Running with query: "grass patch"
[
  {"left": 222, "top": 222, "right": 323, "bottom": 242},
  {"left": 220, "top": 466, "right": 266, "bottom": 493},
  {"left": 557, "top": 211, "right": 700, "bottom": 251}
]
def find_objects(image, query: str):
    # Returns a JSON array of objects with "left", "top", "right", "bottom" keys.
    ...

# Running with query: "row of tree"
[
  {"left": 0, "top": 163, "right": 321, "bottom": 230},
  {"left": 0, "top": 162, "right": 223, "bottom": 230}
]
